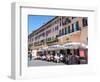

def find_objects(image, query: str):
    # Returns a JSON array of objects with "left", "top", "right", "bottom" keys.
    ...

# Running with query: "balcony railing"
[
  {"left": 34, "top": 40, "right": 45, "bottom": 46},
  {"left": 58, "top": 27, "right": 81, "bottom": 37},
  {"left": 46, "top": 38, "right": 58, "bottom": 43},
  {"left": 28, "top": 43, "right": 33, "bottom": 47}
]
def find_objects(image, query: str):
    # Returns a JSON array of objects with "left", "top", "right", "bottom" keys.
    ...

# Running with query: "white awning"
[
  {"left": 63, "top": 42, "right": 88, "bottom": 49},
  {"left": 47, "top": 45, "right": 66, "bottom": 50},
  {"left": 38, "top": 48, "right": 46, "bottom": 52},
  {"left": 38, "top": 42, "right": 88, "bottom": 52}
]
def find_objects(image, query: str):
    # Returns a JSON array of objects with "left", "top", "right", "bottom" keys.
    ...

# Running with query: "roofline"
[{"left": 28, "top": 16, "right": 58, "bottom": 37}]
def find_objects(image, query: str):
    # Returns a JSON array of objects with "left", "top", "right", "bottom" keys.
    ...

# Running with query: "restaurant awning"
[
  {"left": 63, "top": 42, "right": 88, "bottom": 49},
  {"left": 47, "top": 45, "right": 66, "bottom": 51},
  {"left": 38, "top": 42, "right": 88, "bottom": 52}
]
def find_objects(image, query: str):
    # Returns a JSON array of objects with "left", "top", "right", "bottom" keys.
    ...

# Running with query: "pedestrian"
[
  {"left": 59, "top": 53, "right": 64, "bottom": 62},
  {"left": 76, "top": 55, "right": 80, "bottom": 64},
  {"left": 67, "top": 54, "right": 71, "bottom": 64},
  {"left": 54, "top": 53, "right": 60, "bottom": 63},
  {"left": 50, "top": 54, "right": 54, "bottom": 61},
  {"left": 70, "top": 54, "right": 78, "bottom": 64}
]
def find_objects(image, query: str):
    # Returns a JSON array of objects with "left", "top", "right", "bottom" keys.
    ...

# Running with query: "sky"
[{"left": 28, "top": 15, "right": 55, "bottom": 34}]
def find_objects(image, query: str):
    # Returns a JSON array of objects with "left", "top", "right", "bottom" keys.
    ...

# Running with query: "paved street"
[{"left": 28, "top": 58, "right": 65, "bottom": 67}]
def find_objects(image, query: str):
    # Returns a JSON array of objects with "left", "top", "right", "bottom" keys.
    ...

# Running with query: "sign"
[{"left": 80, "top": 50, "right": 85, "bottom": 57}]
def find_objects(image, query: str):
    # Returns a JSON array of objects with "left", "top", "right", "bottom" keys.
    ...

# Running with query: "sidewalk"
[{"left": 28, "top": 58, "right": 65, "bottom": 66}]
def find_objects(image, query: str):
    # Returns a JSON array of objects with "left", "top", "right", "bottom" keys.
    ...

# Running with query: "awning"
[
  {"left": 63, "top": 42, "right": 88, "bottom": 49},
  {"left": 38, "top": 42, "right": 88, "bottom": 52},
  {"left": 38, "top": 46, "right": 48, "bottom": 52},
  {"left": 47, "top": 45, "right": 66, "bottom": 51}
]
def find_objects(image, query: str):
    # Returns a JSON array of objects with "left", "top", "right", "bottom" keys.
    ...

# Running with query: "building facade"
[{"left": 28, "top": 16, "right": 88, "bottom": 51}]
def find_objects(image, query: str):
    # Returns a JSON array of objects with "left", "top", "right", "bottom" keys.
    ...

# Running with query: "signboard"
[{"left": 80, "top": 50, "right": 85, "bottom": 57}]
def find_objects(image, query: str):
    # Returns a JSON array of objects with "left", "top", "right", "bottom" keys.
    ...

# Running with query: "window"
[
  {"left": 68, "top": 26, "right": 70, "bottom": 33},
  {"left": 55, "top": 26, "right": 59, "bottom": 31},
  {"left": 52, "top": 28, "right": 55, "bottom": 32},
  {"left": 62, "top": 17, "right": 66, "bottom": 25},
  {"left": 59, "top": 30, "right": 62, "bottom": 36},
  {"left": 32, "top": 37, "right": 34, "bottom": 41},
  {"left": 76, "top": 21, "right": 79, "bottom": 31},
  {"left": 72, "top": 21, "right": 79, "bottom": 32},
  {"left": 62, "top": 29, "right": 64, "bottom": 35},
  {"left": 60, "top": 22, "right": 62, "bottom": 26},
  {"left": 29, "top": 38, "right": 31, "bottom": 42},
  {"left": 60, "top": 18, "right": 62, "bottom": 26},
  {"left": 42, "top": 32, "right": 45, "bottom": 37},
  {"left": 66, "top": 18, "right": 71, "bottom": 24},
  {"left": 72, "top": 24, "right": 74, "bottom": 32},
  {"left": 65, "top": 27, "right": 67, "bottom": 34},
  {"left": 82, "top": 18, "right": 88, "bottom": 27},
  {"left": 47, "top": 37, "right": 51, "bottom": 41},
  {"left": 72, "top": 17, "right": 76, "bottom": 19},
  {"left": 35, "top": 36, "right": 38, "bottom": 41},
  {"left": 46, "top": 29, "right": 51, "bottom": 36}
]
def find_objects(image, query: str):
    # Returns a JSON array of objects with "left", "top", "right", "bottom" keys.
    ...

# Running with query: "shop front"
[
  {"left": 62, "top": 42, "right": 88, "bottom": 64},
  {"left": 36, "top": 42, "right": 88, "bottom": 64}
]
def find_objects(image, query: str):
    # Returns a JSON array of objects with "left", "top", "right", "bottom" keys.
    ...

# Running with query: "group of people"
[
  {"left": 40, "top": 53, "right": 64, "bottom": 63},
  {"left": 28, "top": 52, "right": 87, "bottom": 64}
]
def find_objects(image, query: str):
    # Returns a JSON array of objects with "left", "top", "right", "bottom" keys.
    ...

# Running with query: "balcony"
[
  {"left": 34, "top": 40, "right": 45, "bottom": 46},
  {"left": 46, "top": 37, "right": 58, "bottom": 44},
  {"left": 28, "top": 43, "right": 33, "bottom": 47},
  {"left": 57, "top": 27, "right": 81, "bottom": 38},
  {"left": 66, "top": 18, "right": 71, "bottom": 24},
  {"left": 62, "top": 18, "right": 71, "bottom": 25}
]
